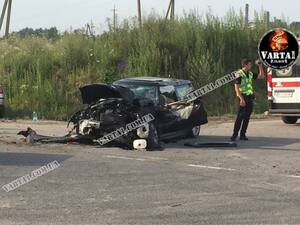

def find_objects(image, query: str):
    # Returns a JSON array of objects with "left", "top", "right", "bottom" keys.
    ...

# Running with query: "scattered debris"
[
  {"left": 18, "top": 82, "right": 208, "bottom": 151},
  {"left": 184, "top": 141, "right": 237, "bottom": 148}
]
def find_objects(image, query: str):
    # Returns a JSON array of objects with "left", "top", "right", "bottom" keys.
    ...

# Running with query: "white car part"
[
  {"left": 79, "top": 120, "right": 100, "bottom": 135},
  {"left": 136, "top": 123, "right": 149, "bottom": 138},
  {"left": 133, "top": 139, "right": 147, "bottom": 150}
]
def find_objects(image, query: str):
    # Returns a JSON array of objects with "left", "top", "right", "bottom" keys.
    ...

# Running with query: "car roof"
[{"left": 114, "top": 77, "right": 191, "bottom": 86}]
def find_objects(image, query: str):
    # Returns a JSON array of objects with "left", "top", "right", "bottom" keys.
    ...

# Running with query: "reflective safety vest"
[{"left": 239, "top": 69, "right": 254, "bottom": 95}]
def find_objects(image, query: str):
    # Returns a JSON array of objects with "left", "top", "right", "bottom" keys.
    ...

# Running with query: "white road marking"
[
  {"left": 141, "top": 156, "right": 168, "bottom": 161},
  {"left": 286, "top": 175, "right": 300, "bottom": 179},
  {"left": 187, "top": 164, "right": 236, "bottom": 171},
  {"left": 103, "top": 155, "right": 300, "bottom": 182},
  {"left": 103, "top": 155, "right": 146, "bottom": 161},
  {"left": 104, "top": 155, "right": 236, "bottom": 171},
  {"left": 103, "top": 155, "right": 168, "bottom": 162}
]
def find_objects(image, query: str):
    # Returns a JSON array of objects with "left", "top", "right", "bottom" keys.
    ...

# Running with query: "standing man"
[{"left": 231, "top": 58, "right": 264, "bottom": 141}]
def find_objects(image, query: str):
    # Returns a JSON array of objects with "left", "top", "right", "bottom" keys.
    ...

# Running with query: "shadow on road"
[
  {"left": 0, "top": 152, "right": 71, "bottom": 166},
  {"left": 167, "top": 135, "right": 300, "bottom": 151}
]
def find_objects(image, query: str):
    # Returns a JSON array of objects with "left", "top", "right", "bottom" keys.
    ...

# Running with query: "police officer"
[{"left": 231, "top": 58, "right": 264, "bottom": 141}]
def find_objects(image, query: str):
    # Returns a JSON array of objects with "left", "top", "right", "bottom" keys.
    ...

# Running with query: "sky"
[{"left": 1, "top": 0, "right": 300, "bottom": 35}]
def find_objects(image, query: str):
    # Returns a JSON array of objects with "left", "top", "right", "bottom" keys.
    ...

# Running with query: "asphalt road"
[{"left": 0, "top": 118, "right": 300, "bottom": 225}]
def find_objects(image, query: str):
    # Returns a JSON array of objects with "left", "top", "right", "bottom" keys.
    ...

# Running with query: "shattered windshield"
[
  {"left": 119, "top": 84, "right": 159, "bottom": 104},
  {"left": 159, "top": 85, "right": 177, "bottom": 104},
  {"left": 175, "top": 84, "right": 194, "bottom": 100}
]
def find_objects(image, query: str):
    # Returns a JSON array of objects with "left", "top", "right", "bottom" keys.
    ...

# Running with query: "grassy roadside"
[{"left": 0, "top": 9, "right": 274, "bottom": 120}]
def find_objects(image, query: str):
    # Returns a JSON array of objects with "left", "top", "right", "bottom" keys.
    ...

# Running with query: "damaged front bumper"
[{"left": 18, "top": 83, "right": 208, "bottom": 151}]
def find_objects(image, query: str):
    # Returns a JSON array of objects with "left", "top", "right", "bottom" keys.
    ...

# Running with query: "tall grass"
[{"left": 0, "top": 9, "right": 292, "bottom": 119}]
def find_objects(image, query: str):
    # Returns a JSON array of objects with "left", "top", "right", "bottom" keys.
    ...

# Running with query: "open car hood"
[{"left": 80, "top": 83, "right": 135, "bottom": 104}]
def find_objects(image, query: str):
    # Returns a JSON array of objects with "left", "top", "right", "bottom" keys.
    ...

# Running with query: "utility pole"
[
  {"left": 165, "top": 0, "right": 175, "bottom": 20},
  {"left": 5, "top": 0, "right": 12, "bottom": 36},
  {"left": 137, "top": 0, "right": 142, "bottom": 28},
  {"left": 171, "top": 0, "right": 175, "bottom": 19},
  {"left": 0, "top": 0, "right": 9, "bottom": 32},
  {"left": 245, "top": 3, "right": 249, "bottom": 27},
  {"left": 112, "top": 5, "right": 117, "bottom": 32},
  {"left": 0, "top": 0, "right": 12, "bottom": 37},
  {"left": 265, "top": 11, "right": 270, "bottom": 29},
  {"left": 86, "top": 23, "right": 95, "bottom": 39}
]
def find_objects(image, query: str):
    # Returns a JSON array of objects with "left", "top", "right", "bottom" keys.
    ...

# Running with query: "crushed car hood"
[{"left": 80, "top": 84, "right": 135, "bottom": 104}]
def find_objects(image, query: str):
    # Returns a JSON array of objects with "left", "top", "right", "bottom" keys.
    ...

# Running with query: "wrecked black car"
[
  {"left": 68, "top": 77, "right": 208, "bottom": 150},
  {"left": 19, "top": 77, "right": 207, "bottom": 150}
]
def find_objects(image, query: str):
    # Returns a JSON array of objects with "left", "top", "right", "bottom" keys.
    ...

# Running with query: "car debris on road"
[{"left": 18, "top": 77, "right": 208, "bottom": 150}]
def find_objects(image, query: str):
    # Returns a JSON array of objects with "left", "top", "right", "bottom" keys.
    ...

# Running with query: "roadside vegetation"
[{"left": 0, "top": 9, "right": 298, "bottom": 120}]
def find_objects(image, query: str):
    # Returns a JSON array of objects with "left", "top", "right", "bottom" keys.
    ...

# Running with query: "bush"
[{"left": 0, "top": 9, "right": 289, "bottom": 119}]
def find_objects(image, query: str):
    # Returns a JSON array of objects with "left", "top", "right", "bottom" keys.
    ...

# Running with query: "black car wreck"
[
  {"left": 68, "top": 77, "right": 208, "bottom": 150},
  {"left": 19, "top": 77, "right": 208, "bottom": 151}
]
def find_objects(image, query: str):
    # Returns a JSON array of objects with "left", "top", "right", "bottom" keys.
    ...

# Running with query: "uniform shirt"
[{"left": 235, "top": 70, "right": 258, "bottom": 84}]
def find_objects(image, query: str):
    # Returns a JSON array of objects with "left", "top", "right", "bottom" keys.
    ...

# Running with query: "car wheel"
[
  {"left": 147, "top": 123, "right": 163, "bottom": 150},
  {"left": 0, "top": 106, "right": 4, "bottom": 118},
  {"left": 282, "top": 116, "right": 298, "bottom": 124},
  {"left": 188, "top": 126, "right": 201, "bottom": 138}
]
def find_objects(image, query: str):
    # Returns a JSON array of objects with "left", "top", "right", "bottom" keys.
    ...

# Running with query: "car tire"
[
  {"left": 147, "top": 123, "right": 163, "bottom": 150},
  {"left": 0, "top": 106, "right": 4, "bottom": 118},
  {"left": 282, "top": 116, "right": 298, "bottom": 124},
  {"left": 188, "top": 126, "right": 201, "bottom": 138}
]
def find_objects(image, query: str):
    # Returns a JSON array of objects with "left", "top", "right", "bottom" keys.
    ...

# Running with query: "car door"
[
  {"left": 174, "top": 83, "right": 207, "bottom": 127},
  {"left": 156, "top": 85, "right": 183, "bottom": 134}
]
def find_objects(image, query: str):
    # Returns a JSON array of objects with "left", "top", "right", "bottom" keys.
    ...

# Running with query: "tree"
[{"left": 13, "top": 27, "right": 59, "bottom": 40}]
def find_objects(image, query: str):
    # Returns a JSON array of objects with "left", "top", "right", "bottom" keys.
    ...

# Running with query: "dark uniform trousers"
[{"left": 233, "top": 94, "right": 254, "bottom": 136}]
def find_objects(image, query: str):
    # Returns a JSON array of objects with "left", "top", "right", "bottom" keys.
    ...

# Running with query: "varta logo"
[{"left": 258, "top": 28, "right": 299, "bottom": 70}]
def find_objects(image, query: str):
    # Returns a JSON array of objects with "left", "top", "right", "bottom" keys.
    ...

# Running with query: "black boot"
[
  {"left": 230, "top": 133, "right": 238, "bottom": 141},
  {"left": 240, "top": 135, "right": 249, "bottom": 141}
]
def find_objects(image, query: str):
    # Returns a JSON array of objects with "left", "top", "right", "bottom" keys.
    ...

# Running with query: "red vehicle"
[{"left": 267, "top": 45, "right": 300, "bottom": 124}]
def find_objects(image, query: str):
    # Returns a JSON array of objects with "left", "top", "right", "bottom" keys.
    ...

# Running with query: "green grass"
[{"left": 0, "top": 9, "right": 294, "bottom": 120}]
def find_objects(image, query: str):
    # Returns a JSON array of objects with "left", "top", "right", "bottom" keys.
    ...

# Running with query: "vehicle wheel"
[
  {"left": 0, "top": 106, "right": 4, "bottom": 118},
  {"left": 188, "top": 126, "right": 201, "bottom": 138},
  {"left": 147, "top": 123, "right": 163, "bottom": 150},
  {"left": 282, "top": 116, "right": 298, "bottom": 124}
]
